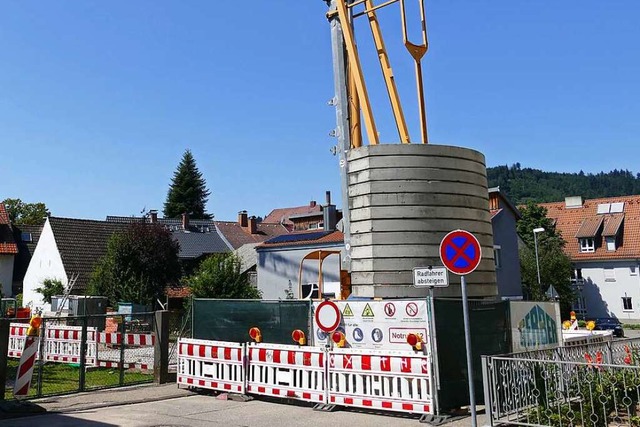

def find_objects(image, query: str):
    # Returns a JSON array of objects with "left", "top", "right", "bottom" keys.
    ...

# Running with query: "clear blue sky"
[{"left": 2, "top": 1, "right": 639, "bottom": 221}]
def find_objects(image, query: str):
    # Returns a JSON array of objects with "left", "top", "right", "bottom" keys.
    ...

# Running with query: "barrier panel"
[
  {"left": 246, "top": 343, "right": 326, "bottom": 404},
  {"left": 9, "top": 323, "right": 28, "bottom": 358},
  {"left": 177, "top": 338, "right": 245, "bottom": 393},
  {"left": 43, "top": 325, "right": 98, "bottom": 365},
  {"left": 327, "top": 348, "right": 433, "bottom": 415}
]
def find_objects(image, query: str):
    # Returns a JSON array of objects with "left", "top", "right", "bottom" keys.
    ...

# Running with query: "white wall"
[
  {"left": 22, "top": 218, "right": 67, "bottom": 310},
  {"left": 0, "top": 255, "right": 14, "bottom": 297},
  {"left": 578, "top": 260, "right": 640, "bottom": 321},
  {"left": 257, "top": 244, "right": 343, "bottom": 300}
]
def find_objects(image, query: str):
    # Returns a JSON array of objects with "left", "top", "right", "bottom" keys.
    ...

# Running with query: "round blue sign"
[{"left": 439, "top": 229, "right": 482, "bottom": 275}]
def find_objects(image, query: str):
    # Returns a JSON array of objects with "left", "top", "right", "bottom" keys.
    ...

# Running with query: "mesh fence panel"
[{"left": 192, "top": 299, "right": 311, "bottom": 344}]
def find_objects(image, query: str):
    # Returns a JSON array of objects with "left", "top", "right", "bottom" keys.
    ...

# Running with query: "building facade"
[{"left": 542, "top": 195, "right": 640, "bottom": 321}]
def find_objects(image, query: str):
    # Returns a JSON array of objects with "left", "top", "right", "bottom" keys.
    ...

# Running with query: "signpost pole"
[{"left": 460, "top": 275, "right": 477, "bottom": 427}]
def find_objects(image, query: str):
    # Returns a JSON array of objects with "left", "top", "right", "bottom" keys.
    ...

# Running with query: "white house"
[
  {"left": 542, "top": 195, "right": 640, "bottom": 321},
  {"left": 23, "top": 217, "right": 126, "bottom": 310}
]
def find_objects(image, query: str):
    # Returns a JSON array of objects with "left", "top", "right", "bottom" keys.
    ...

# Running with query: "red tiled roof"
[
  {"left": 603, "top": 213, "right": 624, "bottom": 237},
  {"left": 263, "top": 203, "right": 323, "bottom": 228},
  {"left": 165, "top": 286, "right": 191, "bottom": 298},
  {"left": 215, "top": 221, "right": 289, "bottom": 250},
  {"left": 540, "top": 195, "right": 640, "bottom": 261},
  {"left": 0, "top": 204, "right": 10, "bottom": 225},
  {"left": 575, "top": 216, "right": 604, "bottom": 238},
  {"left": 0, "top": 243, "right": 18, "bottom": 254},
  {"left": 258, "top": 230, "right": 344, "bottom": 249}
]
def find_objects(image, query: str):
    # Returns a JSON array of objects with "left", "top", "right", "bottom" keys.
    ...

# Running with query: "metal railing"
[{"left": 483, "top": 337, "right": 640, "bottom": 426}]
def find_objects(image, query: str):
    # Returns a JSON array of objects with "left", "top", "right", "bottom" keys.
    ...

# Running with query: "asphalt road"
[{"left": 0, "top": 394, "right": 468, "bottom": 427}]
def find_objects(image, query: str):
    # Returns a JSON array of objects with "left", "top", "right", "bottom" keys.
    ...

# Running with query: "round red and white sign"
[{"left": 315, "top": 300, "right": 342, "bottom": 333}]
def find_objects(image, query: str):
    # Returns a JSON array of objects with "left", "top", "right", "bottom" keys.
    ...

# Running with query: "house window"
[
  {"left": 605, "top": 236, "right": 617, "bottom": 251},
  {"left": 604, "top": 268, "right": 616, "bottom": 282},
  {"left": 493, "top": 246, "right": 502, "bottom": 269},
  {"left": 631, "top": 266, "right": 638, "bottom": 276},
  {"left": 21, "top": 232, "right": 33, "bottom": 242},
  {"left": 622, "top": 296, "right": 633, "bottom": 311},
  {"left": 579, "top": 238, "right": 595, "bottom": 253},
  {"left": 307, "top": 223, "right": 319, "bottom": 230}
]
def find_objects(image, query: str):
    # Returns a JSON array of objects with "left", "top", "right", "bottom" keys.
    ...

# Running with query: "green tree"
[
  {"left": 517, "top": 203, "right": 574, "bottom": 317},
  {"left": 163, "top": 150, "right": 211, "bottom": 219},
  {"left": 2, "top": 198, "right": 50, "bottom": 225},
  {"left": 35, "top": 278, "right": 65, "bottom": 304},
  {"left": 89, "top": 223, "right": 181, "bottom": 307},
  {"left": 187, "top": 253, "right": 262, "bottom": 299}
]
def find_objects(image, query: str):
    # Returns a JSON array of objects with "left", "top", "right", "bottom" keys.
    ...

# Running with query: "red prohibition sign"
[{"left": 439, "top": 229, "right": 482, "bottom": 275}]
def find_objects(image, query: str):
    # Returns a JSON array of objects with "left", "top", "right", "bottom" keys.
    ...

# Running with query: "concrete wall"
[
  {"left": 577, "top": 260, "right": 640, "bottom": 321},
  {"left": 257, "top": 243, "right": 343, "bottom": 300},
  {"left": 23, "top": 218, "right": 67, "bottom": 310},
  {"left": 492, "top": 211, "right": 523, "bottom": 298},
  {"left": 0, "top": 255, "right": 14, "bottom": 297},
  {"left": 347, "top": 144, "right": 497, "bottom": 298}
]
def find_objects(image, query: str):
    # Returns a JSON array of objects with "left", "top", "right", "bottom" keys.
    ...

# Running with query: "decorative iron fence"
[{"left": 483, "top": 337, "right": 640, "bottom": 426}]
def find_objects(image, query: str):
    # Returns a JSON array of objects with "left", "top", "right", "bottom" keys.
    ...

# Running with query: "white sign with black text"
[{"left": 413, "top": 267, "right": 449, "bottom": 288}]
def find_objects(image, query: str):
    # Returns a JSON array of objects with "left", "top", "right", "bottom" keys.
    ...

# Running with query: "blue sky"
[{"left": 2, "top": 1, "right": 639, "bottom": 221}]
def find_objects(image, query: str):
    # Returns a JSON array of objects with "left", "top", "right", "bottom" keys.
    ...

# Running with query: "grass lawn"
[{"left": 4, "top": 359, "right": 153, "bottom": 400}]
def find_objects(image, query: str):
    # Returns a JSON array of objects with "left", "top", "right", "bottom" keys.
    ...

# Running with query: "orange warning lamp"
[
  {"left": 291, "top": 329, "right": 306, "bottom": 346},
  {"left": 332, "top": 331, "right": 346, "bottom": 348},
  {"left": 406, "top": 333, "right": 423, "bottom": 351},
  {"left": 248, "top": 327, "right": 262, "bottom": 343},
  {"left": 27, "top": 315, "right": 42, "bottom": 337}
]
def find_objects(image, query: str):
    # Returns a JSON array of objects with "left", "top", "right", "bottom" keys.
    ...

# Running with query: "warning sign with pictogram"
[
  {"left": 312, "top": 300, "right": 429, "bottom": 350},
  {"left": 361, "top": 303, "right": 375, "bottom": 318},
  {"left": 342, "top": 304, "right": 354, "bottom": 317},
  {"left": 384, "top": 302, "right": 396, "bottom": 317}
]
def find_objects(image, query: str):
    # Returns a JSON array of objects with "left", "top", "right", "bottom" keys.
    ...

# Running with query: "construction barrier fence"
[{"left": 177, "top": 338, "right": 434, "bottom": 417}]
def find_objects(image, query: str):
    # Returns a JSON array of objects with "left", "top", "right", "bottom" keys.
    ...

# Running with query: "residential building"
[
  {"left": 12, "top": 223, "right": 43, "bottom": 296},
  {"left": 0, "top": 203, "right": 18, "bottom": 297},
  {"left": 541, "top": 195, "right": 640, "bottom": 321},
  {"left": 263, "top": 191, "right": 342, "bottom": 232},
  {"left": 23, "top": 217, "right": 128, "bottom": 309},
  {"left": 256, "top": 230, "right": 345, "bottom": 300},
  {"left": 489, "top": 187, "right": 523, "bottom": 299}
]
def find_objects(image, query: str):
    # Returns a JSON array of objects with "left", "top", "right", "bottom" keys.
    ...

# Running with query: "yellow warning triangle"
[
  {"left": 361, "top": 303, "right": 375, "bottom": 318},
  {"left": 342, "top": 304, "right": 354, "bottom": 317}
]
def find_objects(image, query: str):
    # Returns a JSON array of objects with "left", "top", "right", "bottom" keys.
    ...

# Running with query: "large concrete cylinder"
[{"left": 347, "top": 144, "right": 497, "bottom": 298}]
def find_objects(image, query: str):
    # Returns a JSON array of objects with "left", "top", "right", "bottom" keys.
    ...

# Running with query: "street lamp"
[{"left": 533, "top": 227, "right": 545, "bottom": 290}]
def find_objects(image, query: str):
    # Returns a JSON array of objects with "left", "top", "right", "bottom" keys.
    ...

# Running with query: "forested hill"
[{"left": 487, "top": 164, "right": 640, "bottom": 204}]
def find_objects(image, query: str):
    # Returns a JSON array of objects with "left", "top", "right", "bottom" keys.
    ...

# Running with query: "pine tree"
[{"left": 163, "top": 150, "right": 212, "bottom": 219}]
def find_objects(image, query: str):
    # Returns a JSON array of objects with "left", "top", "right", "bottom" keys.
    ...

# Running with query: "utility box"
[
  {"left": 117, "top": 302, "right": 150, "bottom": 321},
  {"left": 51, "top": 296, "right": 108, "bottom": 329}
]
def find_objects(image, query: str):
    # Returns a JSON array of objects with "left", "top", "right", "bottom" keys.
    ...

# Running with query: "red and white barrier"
[
  {"left": 97, "top": 332, "right": 155, "bottom": 346},
  {"left": 246, "top": 343, "right": 326, "bottom": 404},
  {"left": 13, "top": 336, "right": 40, "bottom": 399},
  {"left": 327, "top": 348, "right": 433, "bottom": 415},
  {"left": 177, "top": 338, "right": 245, "bottom": 394},
  {"left": 8, "top": 323, "right": 28, "bottom": 358},
  {"left": 43, "top": 325, "right": 98, "bottom": 366}
]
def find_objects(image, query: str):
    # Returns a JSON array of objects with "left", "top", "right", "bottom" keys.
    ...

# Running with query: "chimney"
[
  {"left": 182, "top": 212, "right": 189, "bottom": 230},
  {"left": 149, "top": 210, "right": 158, "bottom": 224},
  {"left": 310, "top": 200, "right": 317, "bottom": 208},
  {"left": 248, "top": 216, "right": 257, "bottom": 234},
  {"left": 238, "top": 210, "right": 248, "bottom": 227},
  {"left": 565, "top": 196, "right": 583, "bottom": 209},
  {"left": 323, "top": 190, "right": 337, "bottom": 231}
]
